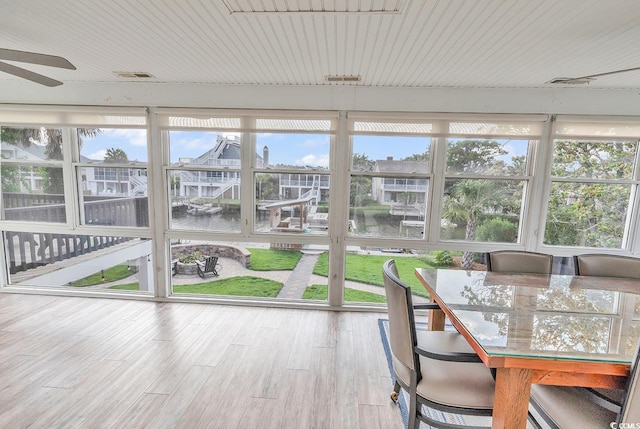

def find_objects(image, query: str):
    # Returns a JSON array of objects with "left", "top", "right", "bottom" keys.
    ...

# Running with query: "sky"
[{"left": 81, "top": 129, "right": 526, "bottom": 167}]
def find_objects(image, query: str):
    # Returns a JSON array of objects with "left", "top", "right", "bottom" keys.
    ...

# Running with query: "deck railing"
[{"left": 2, "top": 193, "right": 148, "bottom": 274}]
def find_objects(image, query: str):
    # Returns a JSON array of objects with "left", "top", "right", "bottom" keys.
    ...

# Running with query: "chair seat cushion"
[
  {"left": 530, "top": 385, "right": 616, "bottom": 428},
  {"left": 393, "top": 343, "right": 495, "bottom": 411}
]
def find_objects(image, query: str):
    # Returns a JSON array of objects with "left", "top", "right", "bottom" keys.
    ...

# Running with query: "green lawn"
[
  {"left": 247, "top": 248, "right": 302, "bottom": 270},
  {"left": 313, "top": 253, "right": 435, "bottom": 297},
  {"left": 172, "top": 276, "right": 283, "bottom": 297},
  {"left": 302, "top": 284, "right": 386, "bottom": 303},
  {"left": 109, "top": 283, "right": 139, "bottom": 290},
  {"left": 70, "top": 264, "right": 135, "bottom": 286}
]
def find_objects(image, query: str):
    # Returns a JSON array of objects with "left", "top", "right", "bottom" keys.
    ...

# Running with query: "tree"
[
  {"left": 446, "top": 139, "right": 508, "bottom": 173},
  {"left": 103, "top": 148, "right": 129, "bottom": 194},
  {"left": 256, "top": 173, "right": 280, "bottom": 200},
  {"left": 104, "top": 148, "right": 128, "bottom": 163},
  {"left": 476, "top": 218, "right": 518, "bottom": 243},
  {"left": 350, "top": 153, "right": 374, "bottom": 206},
  {"left": 442, "top": 179, "right": 507, "bottom": 268},
  {"left": 544, "top": 140, "right": 633, "bottom": 247}
]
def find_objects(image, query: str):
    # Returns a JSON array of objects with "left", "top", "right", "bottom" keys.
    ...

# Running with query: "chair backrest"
[
  {"left": 382, "top": 259, "right": 419, "bottom": 373},
  {"left": 204, "top": 256, "right": 218, "bottom": 271},
  {"left": 574, "top": 254, "right": 640, "bottom": 279},
  {"left": 486, "top": 250, "right": 553, "bottom": 274},
  {"left": 618, "top": 339, "right": 640, "bottom": 424}
]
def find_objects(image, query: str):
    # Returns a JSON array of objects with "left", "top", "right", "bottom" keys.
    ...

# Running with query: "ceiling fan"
[
  {"left": 0, "top": 48, "right": 75, "bottom": 87},
  {"left": 549, "top": 66, "right": 640, "bottom": 85}
]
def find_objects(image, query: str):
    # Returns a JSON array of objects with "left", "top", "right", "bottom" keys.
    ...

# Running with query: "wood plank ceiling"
[{"left": 1, "top": 0, "right": 640, "bottom": 89}]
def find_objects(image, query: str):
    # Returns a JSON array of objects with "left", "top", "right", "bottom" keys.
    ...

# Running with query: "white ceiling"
[{"left": 1, "top": 0, "right": 640, "bottom": 110}]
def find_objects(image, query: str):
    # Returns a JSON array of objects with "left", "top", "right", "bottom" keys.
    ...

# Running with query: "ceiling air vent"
[
  {"left": 222, "top": 0, "right": 402, "bottom": 14},
  {"left": 325, "top": 75, "right": 362, "bottom": 82},
  {"left": 115, "top": 71, "right": 155, "bottom": 79}
]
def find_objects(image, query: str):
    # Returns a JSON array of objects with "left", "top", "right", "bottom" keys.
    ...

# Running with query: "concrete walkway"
[{"left": 276, "top": 252, "right": 321, "bottom": 299}]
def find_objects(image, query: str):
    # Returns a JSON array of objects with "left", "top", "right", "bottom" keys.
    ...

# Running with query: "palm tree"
[
  {"left": 442, "top": 179, "right": 506, "bottom": 269},
  {"left": 104, "top": 147, "right": 128, "bottom": 163}
]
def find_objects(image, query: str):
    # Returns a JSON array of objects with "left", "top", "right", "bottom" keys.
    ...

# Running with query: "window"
[
  {"left": 349, "top": 127, "right": 431, "bottom": 240},
  {"left": 544, "top": 117, "right": 640, "bottom": 249},
  {"left": 253, "top": 119, "right": 333, "bottom": 237},
  {"left": 167, "top": 129, "right": 242, "bottom": 233},
  {"left": 1, "top": 126, "right": 66, "bottom": 222},
  {"left": 440, "top": 119, "right": 542, "bottom": 246}
]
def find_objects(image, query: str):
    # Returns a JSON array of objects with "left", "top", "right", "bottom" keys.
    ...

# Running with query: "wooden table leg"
[
  {"left": 428, "top": 306, "right": 445, "bottom": 331},
  {"left": 492, "top": 367, "right": 532, "bottom": 429}
]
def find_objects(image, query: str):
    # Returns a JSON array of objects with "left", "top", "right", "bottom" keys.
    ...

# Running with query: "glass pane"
[
  {"left": 348, "top": 175, "right": 427, "bottom": 239},
  {"left": 168, "top": 169, "right": 241, "bottom": 232},
  {"left": 440, "top": 179, "right": 524, "bottom": 243},
  {"left": 2, "top": 167, "right": 66, "bottom": 222},
  {"left": 342, "top": 249, "right": 480, "bottom": 304},
  {"left": 79, "top": 128, "right": 148, "bottom": 164},
  {"left": 352, "top": 135, "right": 430, "bottom": 171},
  {"left": 169, "top": 131, "right": 242, "bottom": 168},
  {"left": 551, "top": 140, "right": 637, "bottom": 180},
  {"left": 5, "top": 232, "right": 152, "bottom": 293},
  {"left": 255, "top": 133, "right": 330, "bottom": 170},
  {"left": 544, "top": 182, "right": 631, "bottom": 248},
  {"left": 170, "top": 240, "right": 328, "bottom": 301},
  {"left": 80, "top": 165, "right": 149, "bottom": 227},
  {"left": 254, "top": 173, "right": 329, "bottom": 235},
  {"left": 446, "top": 139, "right": 530, "bottom": 175},
  {"left": 0, "top": 126, "right": 64, "bottom": 160}
]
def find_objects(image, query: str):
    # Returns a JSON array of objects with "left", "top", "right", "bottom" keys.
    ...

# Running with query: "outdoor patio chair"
[
  {"left": 196, "top": 256, "right": 220, "bottom": 278},
  {"left": 486, "top": 250, "right": 553, "bottom": 274},
  {"left": 383, "top": 259, "right": 500, "bottom": 429},
  {"left": 574, "top": 253, "right": 640, "bottom": 278}
]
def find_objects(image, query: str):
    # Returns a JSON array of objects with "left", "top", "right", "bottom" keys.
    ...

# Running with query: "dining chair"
[
  {"left": 486, "top": 250, "right": 553, "bottom": 274},
  {"left": 571, "top": 253, "right": 640, "bottom": 410},
  {"left": 573, "top": 253, "right": 640, "bottom": 278},
  {"left": 384, "top": 260, "right": 480, "bottom": 367},
  {"left": 383, "top": 259, "right": 496, "bottom": 429},
  {"left": 529, "top": 339, "right": 640, "bottom": 429}
]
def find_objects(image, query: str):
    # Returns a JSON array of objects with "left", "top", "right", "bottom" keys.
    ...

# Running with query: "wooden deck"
[{"left": 0, "top": 294, "right": 402, "bottom": 429}]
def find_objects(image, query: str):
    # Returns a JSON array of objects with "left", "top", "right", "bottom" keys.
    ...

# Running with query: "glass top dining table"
[{"left": 415, "top": 268, "right": 640, "bottom": 429}]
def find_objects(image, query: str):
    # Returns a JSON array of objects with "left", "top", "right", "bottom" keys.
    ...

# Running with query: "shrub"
[
  {"left": 178, "top": 251, "right": 202, "bottom": 263},
  {"left": 476, "top": 218, "right": 518, "bottom": 243},
  {"left": 432, "top": 250, "right": 454, "bottom": 267}
]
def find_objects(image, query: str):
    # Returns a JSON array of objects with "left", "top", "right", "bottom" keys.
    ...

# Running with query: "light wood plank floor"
[{"left": 0, "top": 293, "right": 403, "bottom": 429}]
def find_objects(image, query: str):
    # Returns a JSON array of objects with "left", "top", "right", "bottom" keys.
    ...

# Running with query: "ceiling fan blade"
[
  {"left": 0, "top": 48, "right": 75, "bottom": 70},
  {"left": 549, "top": 66, "right": 640, "bottom": 85},
  {"left": 573, "top": 66, "right": 640, "bottom": 80},
  {"left": 0, "top": 61, "right": 63, "bottom": 87}
]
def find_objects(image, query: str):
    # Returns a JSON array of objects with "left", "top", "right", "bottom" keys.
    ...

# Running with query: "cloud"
[
  {"left": 88, "top": 149, "right": 107, "bottom": 160},
  {"left": 300, "top": 136, "right": 330, "bottom": 148},
  {"left": 104, "top": 129, "right": 147, "bottom": 146},
  {"left": 295, "top": 153, "right": 330, "bottom": 167}
]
